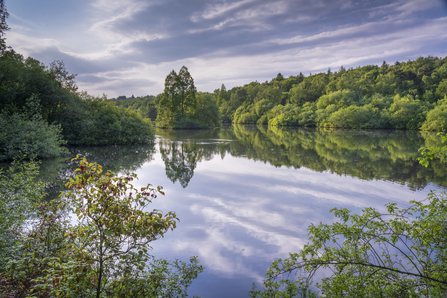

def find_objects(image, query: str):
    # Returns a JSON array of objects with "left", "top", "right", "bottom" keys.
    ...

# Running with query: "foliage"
[
  {"left": 157, "top": 68, "right": 220, "bottom": 129},
  {"left": 0, "top": 0, "right": 9, "bottom": 52},
  {"left": 214, "top": 56, "right": 447, "bottom": 131},
  {"left": 157, "top": 66, "right": 198, "bottom": 128},
  {"left": 0, "top": 157, "right": 204, "bottom": 297},
  {"left": 249, "top": 277, "right": 317, "bottom": 298},
  {"left": 190, "top": 92, "right": 220, "bottom": 128},
  {"left": 251, "top": 191, "right": 447, "bottom": 297},
  {"left": 0, "top": 157, "right": 46, "bottom": 272},
  {"left": 0, "top": 52, "right": 154, "bottom": 147},
  {"left": 388, "top": 95, "right": 432, "bottom": 130},
  {"left": 323, "top": 104, "right": 389, "bottom": 129},
  {"left": 111, "top": 95, "right": 158, "bottom": 121},
  {"left": 421, "top": 97, "right": 447, "bottom": 131},
  {"left": 315, "top": 90, "right": 356, "bottom": 110},
  {"left": 0, "top": 96, "right": 69, "bottom": 161},
  {"left": 0, "top": 0, "right": 10, "bottom": 54},
  {"left": 63, "top": 99, "right": 155, "bottom": 145}
]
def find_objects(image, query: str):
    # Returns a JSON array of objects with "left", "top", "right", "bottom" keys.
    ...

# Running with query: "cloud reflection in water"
[{"left": 131, "top": 127, "right": 443, "bottom": 297}]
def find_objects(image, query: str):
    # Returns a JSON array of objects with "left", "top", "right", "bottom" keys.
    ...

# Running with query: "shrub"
[
  {"left": 0, "top": 111, "right": 68, "bottom": 161},
  {"left": 65, "top": 99, "right": 155, "bottom": 145}
]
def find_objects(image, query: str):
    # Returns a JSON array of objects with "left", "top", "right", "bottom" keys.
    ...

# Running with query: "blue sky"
[{"left": 5, "top": 0, "right": 447, "bottom": 97}]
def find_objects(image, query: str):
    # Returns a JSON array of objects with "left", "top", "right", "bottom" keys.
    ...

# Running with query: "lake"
[{"left": 40, "top": 124, "right": 446, "bottom": 298}]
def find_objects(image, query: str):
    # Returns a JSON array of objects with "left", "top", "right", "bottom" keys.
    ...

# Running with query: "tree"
[
  {"left": 250, "top": 134, "right": 447, "bottom": 297},
  {"left": 62, "top": 157, "right": 179, "bottom": 297},
  {"left": 0, "top": 157, "right": 204, "bottom": 297},
  {"left": 177, "top": 66, "right": 197, "bottom": 117},
  {"left": 217, "top": 84, "right": 227, "bottom": 106},
  {"left": 157, "top": 66, "right": 197, "bottom": 127},
  {"left": 0, "top": 0, "right": 9, "bottom": 53},
  {"left": 49, "top": 60, "right": 78, "bottom": 93}
]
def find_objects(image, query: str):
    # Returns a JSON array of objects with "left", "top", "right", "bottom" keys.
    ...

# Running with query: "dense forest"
[
  {"left": 219, "top": 58, "right": 447, "bottom": 130},
  {"left": 113, "top": 56, "right": 447, "bottom": 131}
]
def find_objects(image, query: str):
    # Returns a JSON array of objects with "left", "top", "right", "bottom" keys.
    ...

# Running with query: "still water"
[{"left": 41, "top": 124, "right": 446, "bottom": 298}]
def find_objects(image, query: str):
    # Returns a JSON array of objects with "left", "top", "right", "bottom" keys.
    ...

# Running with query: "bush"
[
  {"left": 268, "top": 104, "right": 300, "bottom": 126},
  {"left": 0, "top": 111, "right": 68, "bottom": 161},
  {"left": 65, "top": 99, "right": 155, "bottom": 145},
  {"left": 254, "top": 99, "right": 275, "bottom": 118},
  {"left": 297, "top": 102, "right": 317, "bottom": 126},
  {"left": 257, "top": 115, "right": 269, "bottom": 125},
  {"left": 0, "top": 158, "right": 46, "bottom": 270},
  {"left": 233, "top": 103, "right": 258, "bottom": 124}
]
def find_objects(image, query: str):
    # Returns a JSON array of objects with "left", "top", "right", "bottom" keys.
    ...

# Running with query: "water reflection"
[
  {"left": 39, "top": 143, "right": 156, "bottom": 200},
  {"left": 145, "top": 125, "right": 445, "bottom": 297},
  {"left": 36, "top": 125, "right": 445, "bottom": 297},
  {"left": 156, "top": 125, "right": 446, "bottom": 190}
]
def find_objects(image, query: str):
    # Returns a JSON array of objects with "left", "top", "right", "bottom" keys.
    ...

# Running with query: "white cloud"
[{"left": 201, "top": 0, "right": 256, "bottom": 20}]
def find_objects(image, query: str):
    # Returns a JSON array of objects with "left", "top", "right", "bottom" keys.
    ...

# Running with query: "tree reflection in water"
[
  {"left": 156, "top": 124, "right": 447, "bottom": 190},
  {"left": 35, "top": 125, "right": 447, "bottom": 200},
  {"left": 160, "top": 141, "right": 196, "bottom": 188},
  {"left": 157, "top": 128, "right": 219, "bottom": 188}
]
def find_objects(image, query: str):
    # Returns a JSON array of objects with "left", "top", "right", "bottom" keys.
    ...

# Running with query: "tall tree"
[
  {"left": 0, "top": 0, "right": 9, "bottom": 53},
  {"left": 157, "top": 66, "right": 197, "bottom": 127},
  {"left": 217, "top": 84, "right": 227, "bottom": 106},
  {"left": 177, "top": 66, "right": 196, "bottom": 117}
]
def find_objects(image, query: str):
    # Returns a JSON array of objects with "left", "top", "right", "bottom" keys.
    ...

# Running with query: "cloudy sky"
[{"left": 5, "top": 0, "right": 447, "bottom": 98}]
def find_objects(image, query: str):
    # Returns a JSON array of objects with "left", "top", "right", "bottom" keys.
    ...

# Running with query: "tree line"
[
  {"left": 216, "top": 58, "right": 447, "bottom": 130},
  {"left": 113, "top": 57, "right": 447, "bottom": 132}
]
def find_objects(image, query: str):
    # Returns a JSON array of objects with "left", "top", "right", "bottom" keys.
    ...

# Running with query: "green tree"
[
  {"left": 62, "top": 157, "right": 179, "bottom": 297},
  {"left": 177, "top": 66, "right": 196, "bottom": 117},
  {"left": 217, "top": 84, "right": 227, "bottom": 106},
  {"left": 157, "top": 66, "right": 197, "bottom": 127},
  {"left": 49, "top": 60, "right": 78, "bottom": 93},
  {"left": 193, "top": 92, "right": 220, "bottom": 128},
  {"left": 0, "top": 0, "right": 9, "bottom": 53},
  {"left": 388, "top": 95, "right": 432, "bottom": 130}
]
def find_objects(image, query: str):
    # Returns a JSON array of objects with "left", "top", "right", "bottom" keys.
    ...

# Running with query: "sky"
[{"left": 5, "top": 0, "right": 447, "bottom": 98}]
